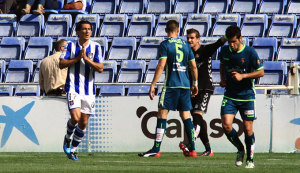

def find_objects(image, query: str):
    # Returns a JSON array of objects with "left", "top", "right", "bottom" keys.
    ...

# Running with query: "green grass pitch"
[{"left": 0, "top": 152, "right": 300, "bottom": 173}]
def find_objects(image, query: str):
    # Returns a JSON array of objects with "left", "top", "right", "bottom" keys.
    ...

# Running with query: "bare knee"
[{"left": 222, "top": 123, "right": 232, "bottom": 133}]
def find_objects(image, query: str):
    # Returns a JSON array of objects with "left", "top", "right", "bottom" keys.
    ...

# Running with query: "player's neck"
[
  {"left": 79, "top": 38, "right": 89, "bottom": 47},
  {"left": 192, "top": 43, "right": 200, "bottom": 52},
  {"left": 168, "top": 32, "right": 178, "bottom": 38},
  {"left": 237, "top": 43, "right": 244, "bottom": 52}
]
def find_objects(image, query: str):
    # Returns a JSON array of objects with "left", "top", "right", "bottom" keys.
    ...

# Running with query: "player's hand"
[
  {"left": 220, "top": 80, "right": 226, "bottom": 87},
  {"left": 191, "top": 85, "right": 198, "bottom": 97},
  {"left": 231, "top": 72, "right": 244, "bottom": 82},
  {"left": 149, "top": 85, "right": 155, "bottom": 100},
  {"left": 81, "top": 46, "right": 87, "bottom": 59}
]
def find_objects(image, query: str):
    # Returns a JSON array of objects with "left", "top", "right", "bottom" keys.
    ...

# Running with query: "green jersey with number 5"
[{"left": 159, "top": 37, "right": 195, "bottom": 88}]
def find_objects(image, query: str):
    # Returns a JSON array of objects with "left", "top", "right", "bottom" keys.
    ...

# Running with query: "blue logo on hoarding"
[
  {"left": 0, "top": 101, "right": 39, "bottom": 147},
  {"left": 290, "top": 118, "right": 300, "bottom": 125}
]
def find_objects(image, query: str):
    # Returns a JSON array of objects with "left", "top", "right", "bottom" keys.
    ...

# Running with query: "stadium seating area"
[{"left": 0, "top": 0, "right": 299, "bottom": 96}]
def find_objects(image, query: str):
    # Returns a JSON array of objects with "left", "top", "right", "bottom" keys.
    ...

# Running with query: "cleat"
[
  {"left": 200, "top": 150, "right": 214, "bottom": 156},
  {"left": 245, "top": 161, "right": 255, "bottom": 168},
  {"left": 179, "top": 142, "right": 189, "bottom": 156},
  {"left": 138, "top": 149, "right": 161, "bottom": 157},
  {"left": 235, "top": 150, "right": 245, "bottom": 166},
  {"left": 68, "top": 152, "right": 79, "bottom": 161},
  {"left": 188, "top": 150, "right": 197, "bottom": 157},
  {"left": 63, "top": 137, "right": 71, "bottom": 155}
]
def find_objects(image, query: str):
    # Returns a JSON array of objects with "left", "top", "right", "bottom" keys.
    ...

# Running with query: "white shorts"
[{"left": 67, "top": 92, "right": 95, "bottom": 115}]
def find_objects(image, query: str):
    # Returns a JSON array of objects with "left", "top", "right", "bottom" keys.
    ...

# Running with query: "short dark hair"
[
  {"left": 225, "top": 25, "right": 241, "bottom": 39},
  {"left": 187, "top": 28, "right": 200, "bottom": 38},
  {"left": 75, "top": 20, "right": 92, "bottom": 32},
  {"left": 166, "top": 20, "right": 179, "bottom": 33},
  {"left": 54, "top": 39, "right": 67, "bottom": 51}
]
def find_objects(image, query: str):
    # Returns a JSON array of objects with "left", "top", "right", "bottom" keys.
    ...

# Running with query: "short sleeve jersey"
[
  {"left": 60, "top": 40, "right": 104, "bottom": 95},
  {"left": 159, "top": 37, "right": 195, "bottom": 89},
  {"left": 219, "top": 45, "right": 264, "bottom": 100}
]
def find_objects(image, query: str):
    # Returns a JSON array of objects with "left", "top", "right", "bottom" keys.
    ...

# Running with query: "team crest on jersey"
[
  {"left": 241, "top": 58, "right": 245, "bottom": 63},
  {"left": 88, "top": 52, "right": 94, "bottom": 59},
  {"left": 257, "top": 60, "right": 261, "bottom": 64}
]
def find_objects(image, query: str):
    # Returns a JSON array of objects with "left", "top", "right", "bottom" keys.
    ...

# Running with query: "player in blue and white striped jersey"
[{"left": 59, "top": 20, "right": 104, "bottom": 161}]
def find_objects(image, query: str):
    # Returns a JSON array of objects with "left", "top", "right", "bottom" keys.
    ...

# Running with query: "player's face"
[
  {"left": 187, "top": 33, "right": 200, "bottom": 48},
  {"left": 228, "top": 35, "right": 243, "bottom": 52},
  {"left": 77, "top": 23, "right": 92, "bottom": 40}
]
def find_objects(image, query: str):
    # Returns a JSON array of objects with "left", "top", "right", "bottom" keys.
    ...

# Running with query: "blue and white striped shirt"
[{"left": 60, "top": 40, "right": 103, "bottom": 95}]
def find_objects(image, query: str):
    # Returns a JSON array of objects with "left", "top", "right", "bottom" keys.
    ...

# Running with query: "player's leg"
[
  {"left": 221, "top": 98, "right": 245, "bottom": 166},
  {"left": 180, "top": 110, "right": 196, "bottom": 157}
]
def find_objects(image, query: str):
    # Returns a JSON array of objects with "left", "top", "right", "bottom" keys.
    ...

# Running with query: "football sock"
[
  {"left": 194, "top": 124, "right": 200, "bottom": 141},
  {"left": 183, "top": 118, "right": 195, "bottom": 151},
  {"left": 245, "top": 133, "right": 255, "bottom": 161},
  {"left": 71, "top": 126, "right": 85, "bottom": 152},
  {"left": 66, "top": 119, "right": 76, "bottom": 140},
  {"left": 152, "top": 118, "right": 167, "bottom": 153},
  {"left": 225, "top": 128, "right": 244, "bottom": 151},
  {"left": 193, "top": 114, "right": 211, "bottom": 151}
]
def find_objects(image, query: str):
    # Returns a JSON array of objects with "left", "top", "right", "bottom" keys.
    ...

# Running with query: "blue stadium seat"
[
  {"left": 0, "top": 85, "right": 14, "bottom": 96},
  {"left": 119, "top": 0, "right": 146, "bottom": 16},
  {"left": 241, "top": 14, "right": 268, "bottom": 38},
  {"left": 183, "top": 14, "right": 212, "bottom": 37},
  {"left": 99, "top": 85, "right": 125, "bottom": 96},
  {"left": 90, "top": 37, "right": 108, "bottom": 59},
  {"left": 60, "top": 0, "right": 92, "bottom": 14},
  {"left": 296, "top": 25, "right": 300, "bottom": 38},
  {"left": 91, "top": 0, "right": 119, "bottom": 18},
  {"left": 146, "top": 0, "right": 173, "bottom": 15},
  {"left": 252, "top": 37, "right": 277, "bottom": 62},
  {"left": 5, "top": 60, "right": 33, "bottom": 83},
  {"left": 14, "top": 85, "right": 40, "bottom": 96},
  {"left": 57, "top": 37, "right": 78, "bottom": 42},
  {"left": 136, "top": 37, "right": 164, "bottom": 61},
  {"left": 24, "top": 37, "right": 53, "bottom": 64},
  {"left": 117, "top": 60, "right": 146, "bottom": 83},
  {"left": 44, "top": 0, "right": 64, "bottom": 14},
  {"left": 212, "top": 60, "right": 220, "bottom": 84},
  {"left": 144, "top": 60, "right": 165, "bottom": 83},
  {"left": 0, "top": 60, "right": 5, "bottom": 82},
  {"left": 267, "top": 14, "right": 297, "bottom": 38},
  {"left": 259, "top": 61, "right": 287, "bottom": 85},
  {"left": 16, "top": 14, "right": 44, "bottom": 38},
  {"left": 199, "top": 37, "right": 220, "bottom": 59},
  {"left": 99, "top": 14, "right": 128, "bottom": 40},
  {"left": 211, "top": 13, "right": 241, "bottom": 36},
  {"left": 213, "top": 86, "right": 225, "bottom": 95},
  {"left": 258, "top": 0, "right": 287, "bottom": 15},
  {"left": 127, "top": 14, "right": 155, "bottom": 39},
  {"left": 107, "top": 37, "right": 136, "bottom": 62},
  {"left": 287, "top": 0, "right": 300, "bottom": 15},
  {"left": 44, "top": 14, "right": 72, "bottom": 40},
  {"left": 202, "top": 0, "right": 231, "bottom": 15},
  {"left": 71, "top": 14, "right": 100, "bottom": 37},
  {"left": 127, "top": 85, "right": 150, "bottom": 96},
  {"left": 95, "top": 60, "right": 117, "bottom": 83},
  {"left": 174, "top": 0, "right": 200, "bottom": 15},
  {"left": 154, "top": 14, "right": 183, "bottom": 37},
  {"left": 0, "top": 37, "right": 25, "bottom": 62},
  {"left": 32, "top": 60, "right": 41, "bottom": 83},
  {"left": 230, "top": 0, "right": 259, "bottom": 14},
  {"left": 277, "top": 38, "right": 300, "bottom": 62},
  {"left": 0, "top": 14, "right": 17, "bottom": 37}
]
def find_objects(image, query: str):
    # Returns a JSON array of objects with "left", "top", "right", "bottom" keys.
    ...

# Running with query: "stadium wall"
[{"left": 0, "top": 95, "right": 299, "bottom": 153}]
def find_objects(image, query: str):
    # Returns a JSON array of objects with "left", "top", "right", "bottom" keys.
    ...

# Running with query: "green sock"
[
  {"left": 225, "top": 128, "right": 244, "bottom": 151},
  {"left": 183, "top": 118, "right": 195, "bottom": 151},
  {"left": 152, "top": 118, "right": 167, "bottom": 152},
  {"left": 245, "top": 133, "right": 255, "bottom": 161}
]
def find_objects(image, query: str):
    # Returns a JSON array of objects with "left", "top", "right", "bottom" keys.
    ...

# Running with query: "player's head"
[
  {"left": 187, "top": 28, "right": 200, "bottom": 49},
  {"left": 76, "top": 20, "right": 92, "bottom": 40},
  {"left": 165, "top": 20, "right": 179, "bottom": 35},
  {"left": 54, "top": 39, "right": 67, "bottom": 52},
  {"left": 225, "top": 25, "right": 243, "bottom": 52}
]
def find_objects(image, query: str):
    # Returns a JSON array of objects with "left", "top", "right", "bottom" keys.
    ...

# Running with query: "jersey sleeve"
[
  {"left": 94, "top": 44, "right": 104, "bottom": 63},
  {"left": 60, "top": 41, "right": 71, "bottom": 60},
  {"left": 158, "top": 42, "right": 167, "bottom": 59},
  {"left": 250, "top": 48, "right": 264, "bottom": 71}
]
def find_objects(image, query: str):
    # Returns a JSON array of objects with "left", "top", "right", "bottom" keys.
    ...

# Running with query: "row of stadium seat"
[
  {"left": 2, "top": 13, "right": 300, "bottom": 39},
  {"left": 42, "top": 0, "right": 300, "bottom": 16},
  {"left": 1, "top": 36, "right": 300, "bottom": 63},
  {"left": 0, "top": 59, "right": 288, "bottom": 86}
]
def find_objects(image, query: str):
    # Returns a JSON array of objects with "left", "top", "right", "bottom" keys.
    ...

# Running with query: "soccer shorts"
[
  {"left": 191, "top": 90, "right": 213, "bottom": 114},
  {"left": 158, "top": 87, "right": 192, "bottom": 111},
  {"left": 67, "top": 92, "right": 96, "bottom": 115},
  {"left": 220, "top": 97, "right": 256, "bottom": 121}
]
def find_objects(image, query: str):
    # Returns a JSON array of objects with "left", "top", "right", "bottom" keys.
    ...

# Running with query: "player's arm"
[
  {"left": 231, "top": 69, "right": 264, "bottom": 82},
  {"left": 59, "top": 43, "right": 82, "bottom": 69},
  {"left": 38, "top": 63, "right": 45, "bottom": 95},
  {"left": 189, "top": 59, "right": 198, "bottom": 97},
  {"left": 82, "top": 55, "right": 104, "bottom": 73},
  {"left": 204, "top": 36, "right": 227, "bottom": 57},
  {"left": 149, "top": 58, "right": 167, "bottom": 100},
  {"left": 220, "top": 63, "right": 226, "bottom": 87}
]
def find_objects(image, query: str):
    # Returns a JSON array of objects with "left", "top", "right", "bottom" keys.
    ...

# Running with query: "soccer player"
[
  {"left": 59, "top": 20, "right": 104, "bottom": 161},
  {"left": 219, "top": 25, "right": 264, "bottom": 168},
  {"left": 179, "top": 29, "right": 227, "bottom": 156},
  {"left": 138, "top": 20, "right": 198, "bottom": 157}
]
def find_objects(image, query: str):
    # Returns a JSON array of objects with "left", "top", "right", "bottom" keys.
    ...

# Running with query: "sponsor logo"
[{"left": 244, "top": 110, "right": 254, "bottom": 115}]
